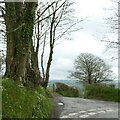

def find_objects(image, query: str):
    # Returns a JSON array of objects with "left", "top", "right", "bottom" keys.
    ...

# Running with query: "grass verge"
[{"left": 2, "top": 78, "right": 53, "bottom": 118}]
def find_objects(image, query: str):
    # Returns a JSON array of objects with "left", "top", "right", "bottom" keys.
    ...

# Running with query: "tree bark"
[
  {"left": 4, "top": 2, "right": 16, "bottom": 78},
  {"left": 4, "top": 2, "right": 42, "bottom": 85}
]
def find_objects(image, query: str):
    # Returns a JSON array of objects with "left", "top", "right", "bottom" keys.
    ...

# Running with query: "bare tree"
[
  {"left": 33, "top": 0, "right": 83, "bottom": 88},
  {"left": 68, "top": 53, "right": 114, "bottom": 84}
]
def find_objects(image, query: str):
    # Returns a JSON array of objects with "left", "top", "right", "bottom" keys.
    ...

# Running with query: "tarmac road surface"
[{"left": 51, "top": 94, "right": 119, "bottom": 119}]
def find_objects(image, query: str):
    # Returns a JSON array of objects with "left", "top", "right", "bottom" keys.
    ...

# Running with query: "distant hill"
[
  {"left": 48, "top": 79, "right": 84, "bottom": 92},
  {"left": 48, "top": 79, "right": 120, "bottom": 89}
]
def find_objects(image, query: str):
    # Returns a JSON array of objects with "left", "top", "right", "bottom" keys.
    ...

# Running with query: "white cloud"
[
  {"left": 49, "top": 31, "right": 108, "bottom": 80},
  {"left": 74, "top": 0, "right": 116, "bottom": 17},
  {"left": 50, "top": 58, "right": 74, "bottom": 80},
  {"left": 39, "top": 0, "right": 118, "bottom": 80}
]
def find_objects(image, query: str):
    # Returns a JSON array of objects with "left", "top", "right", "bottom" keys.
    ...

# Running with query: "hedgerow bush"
[
  {"left": 84, "top": 83, "right": 120, "bottom": 102},
  {"left": 55, "top": 82, "right": 79, "bottom": 97}
]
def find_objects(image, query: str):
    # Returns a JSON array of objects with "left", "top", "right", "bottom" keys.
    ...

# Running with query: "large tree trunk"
[
  {"left": 4, "top": 2, "right": 42, "bottom": 85},
  {"left": 4, "top": 2, "right": 16, "bottom": 78},
  {"left": 25, "top": 40, "right": 42, "bottom": 87}
]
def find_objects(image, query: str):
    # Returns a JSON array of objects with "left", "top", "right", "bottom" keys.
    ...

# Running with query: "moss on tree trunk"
[{"left": 4, "top": 2, "right": 42, "bottom": 86}]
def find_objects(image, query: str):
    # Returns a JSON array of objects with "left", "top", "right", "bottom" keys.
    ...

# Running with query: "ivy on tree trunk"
[{"left": 4, "top": 2, "right": 42, "bottom": 87}]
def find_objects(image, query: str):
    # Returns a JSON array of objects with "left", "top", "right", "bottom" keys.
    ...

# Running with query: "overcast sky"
[
  {"left": 0, "top": 0, "right": 117, "bottom": 80},
  {"left": 45, "top": 0, "right": 118, "bottom": 80}
]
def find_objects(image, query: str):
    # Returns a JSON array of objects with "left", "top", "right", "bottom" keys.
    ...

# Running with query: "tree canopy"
[{"left": 68, "top": 53, "right": 114, "bottom": 84}]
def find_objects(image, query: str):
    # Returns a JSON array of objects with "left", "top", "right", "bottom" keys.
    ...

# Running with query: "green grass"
[
  {"left": 84, "top": 83, "right": 120, "bottom": 102},
  {"left": 55, "top": 83, "right": 80, "bottom": 97},
  {"left": 2, "top": 78, "right": 53, "bottom": 118}
]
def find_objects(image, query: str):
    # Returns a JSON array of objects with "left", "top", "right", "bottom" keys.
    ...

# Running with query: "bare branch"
[
  {"left": 56, "top": 19, "right": 84, "bottom": 40},
  {"left": 35, "top": 1, "right": 55, "bottom": 23},
  {"left": 34, "top": 0, "right": 67, "bottom": 24},
  {"left": 101, "top": 40, "right": 120, "bottom": 45}
]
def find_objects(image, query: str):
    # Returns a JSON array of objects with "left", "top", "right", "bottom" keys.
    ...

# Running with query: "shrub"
[
  {"left": 84, "top": 83, "right": 120, "bottom": 102},
  {"left": 2, "top": 78, "right": 53, "bottom": 118},
  {"left": 55, "top": 83, "right": 79, "bottom": 97}
]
